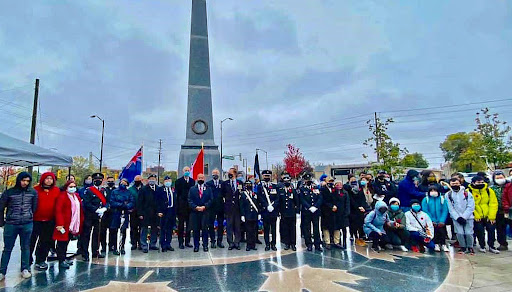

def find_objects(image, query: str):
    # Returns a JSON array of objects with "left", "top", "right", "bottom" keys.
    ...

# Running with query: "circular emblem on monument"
[{"left": 192, "top": 119, "right": 208, "bottom": 135}]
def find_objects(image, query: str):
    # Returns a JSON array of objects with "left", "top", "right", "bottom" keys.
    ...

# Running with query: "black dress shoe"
[
  {"left": 307, "top": 246, "right": 313, "bottom": 252},
  {"left": 265, "top": 245, "right": 270, "bottom": 251},
  {"left": 235, "top": 245, "right": 241, "bottom": 250},
  {"left": 211, "top": 242, "right": 216, "bottom": 249},
  {"left": 179, "top": 244, "right": 185, "bottom": 249},
  {"left": 194, "top": 247, "right": 199, "bottom": 252},
  {"left": 271, "top": 245, "right": 277, "bottom": 251},
  {"left": 252, "top": 247, "right": 258, "bottom": 251},
  {"left": 185, "top": 244, "right": 193, "bottom": 248},
  {"left": 149, "top": 246, "right": 159, "bottom": 251},
  {"left": 218, "top": 242, "right": 225, "bottom": 248},
  {"left": 169, "top": 246, "right": 175, "bottom": 251},
  {"left": 246, "top": 247, "right": 251, "bottom": 251},
  {"left": 316, "top": 246, "right": 323, "bottom": 252},
  {"left": 203, "top": 247, "right": 209, "bottom": 252},
  {"left": 228, "top": 246, "right": 234, "bottom": 250},
  {"left": 82, "top": 255, "right": 90, "bottom": 261},
  {"left": 284, "top": 245, "right": 290, "bottom": 250},
  {"left": 113, "top": 250, "right": 120, "bottom": 256},
  {"left": 120, "top": 249, "right": 126, "bottom": 255},
  {"left": 162, "top": 248, "right": 167, "bottom": 252},
  {"left": 143, "top": 249, "right": 149, "bottom": 253},
  {"left": 292, "top": 245, "right": 297, "bottom": 251}
]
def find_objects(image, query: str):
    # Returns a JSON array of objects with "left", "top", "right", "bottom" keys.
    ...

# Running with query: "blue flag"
[{"left": 119, "top": 147, "right": 143, "bottom": 183}]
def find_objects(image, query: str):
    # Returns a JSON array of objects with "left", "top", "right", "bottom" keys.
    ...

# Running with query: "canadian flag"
[{"left": 190, "top": 146, "right": 204, "bottom": 180}]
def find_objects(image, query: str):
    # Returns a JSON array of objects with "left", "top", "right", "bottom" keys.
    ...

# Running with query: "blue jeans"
[
  {"left": 1, "top": 223, "right": 33, "bottom": 274},
  {"left": 410, "top": 231, "right": 435, "bottom": 250}
]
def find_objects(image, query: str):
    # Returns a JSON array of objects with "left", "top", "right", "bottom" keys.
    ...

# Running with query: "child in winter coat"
[
  {"left": 468, "top": 176, "right": 499, "bottom": 254},
  {"left": 421, "top": 185, "right": 449, "bottom": 252},
  {"left": 446, "top": 178, "right": 476, "bottom": 255},
  {"left": 386, "top": 198, "right": 409, "bottom": 252},
  {"left": 406, "top": 199, "right": 435, "bottom": 253},
  {"left": 364, "top": 201, "right": 394, "bottom": 252}
]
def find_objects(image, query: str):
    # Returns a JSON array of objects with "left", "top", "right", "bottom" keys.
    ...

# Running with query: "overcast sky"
[{"left": 1, "top": 0, "right": 511, "bottom": 172}]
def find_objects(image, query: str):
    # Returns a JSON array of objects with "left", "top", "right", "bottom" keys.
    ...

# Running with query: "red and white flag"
[{"left": 190, "top": 146, "right": 204, "bottom": 180}]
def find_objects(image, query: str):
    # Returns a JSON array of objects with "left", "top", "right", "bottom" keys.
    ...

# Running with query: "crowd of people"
[{"left": 0, "top": 166, "right": 511, "bottom": 280}]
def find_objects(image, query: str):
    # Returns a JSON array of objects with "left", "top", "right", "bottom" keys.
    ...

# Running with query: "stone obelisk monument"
[{"left": 178, "top": 0, "right": 220, "bottom": 177}]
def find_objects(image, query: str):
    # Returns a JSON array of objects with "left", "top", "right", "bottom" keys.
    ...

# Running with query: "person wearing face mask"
[
  {"left": 53, "top": 180, "right": 84, "bottom": 269},
  {"left": 405, "top": 200, "right": 435, "bottom": 253},
  {"left": 446, "top": 178, "right": 475, "bottom": 254},
  {"left": 346, "top": 175, "right": 370, "bottom": 247},
  {"left": 74, "top": 175, "right": 93, "bottom": 258},
  {"left": 188, "top": 174, "right": 213, "bottom": 252},
  {"left": 30, "top": 172, "right": 59, "bottom": 271},
  {"left": 138, "top": 174, "right": 160, "bottom": 253},
  {"left": 385, "top": 198, "right": 409, "bottom": 252},
  {"left": 278, "top": 172, "right": 299, "bottom": 251},
  {"left": 299, "top": 173, "right": 322, "bottom": 251},
  {"left": 240, "top": 180, "right": 261, "bottom": 251},
  {"left": 128, "top": 175, "right": 143, "bottom": 251},
  {"left": 257, "top": 170, "right": 280, "bottom": 251},
  {"left": 495, "top": 171, "right": 512, "bottom": 250},
  {"left": 206, "top": 169, "right": 225, "bottom": 248},
  {"left": 331, "top": 181, "right": 350, "bottom": 249},
  {"left": 156, "top": 176, "right": 177, "bottom": 252},
  {"left": 222, "top": 167, "right": 242, "bottom": 250},
  {"left": 468, "top": 176, "right": 499, "bottom": 254},
  {"left": 175, "top": 166, "right": 195, "bottom": 249},
  {"left": 100, "top": 176, "right": 115, "bottom": 254},
  {"left": 321, "top": 177, "right": 336, "bottom": 249},
  {"left": 398, "top": 170, "right": 426, "bottom": 212},
  {"left": 363, "top": 200, "right": 394, "bottom": 252},
  {"left": 421, "top": 185, "right": 449, "bottom": 252},
  {"left": 372, "top": 170, "right": 397, "bottom": 205},
  {"left": 79, "top": 173, "right": 108, "bottom": 261},
  {"left": 109, "top": 178, "right": 134, "bottom": 255},
  {"left": 359, "top": 177, "right": 374, "bottom": 209},
  {"left": 418, "top": 170, "right": 438, "bottom": 193}
]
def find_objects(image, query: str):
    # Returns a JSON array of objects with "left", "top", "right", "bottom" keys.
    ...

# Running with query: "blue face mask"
[
  {"left": 412, "top": 205, "right": 421, "bottom": 212},
  {"left": 360, "top": 181, "right": 367, "bottom": 186},
  {"left": 164, "top": 181, "right": 172, "bottom": 187},
  {"left": 119, "top": 184, "right": 127, "bottom": 190},
  {"left": 390, "top": 205, "right": 400, "bottom": 212},
  {"left": 184, "top": 171, "right": 190, "bottom": 177}
]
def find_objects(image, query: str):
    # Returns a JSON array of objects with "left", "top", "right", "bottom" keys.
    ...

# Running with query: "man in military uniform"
[
  {"left": 175, "top": 166, "right": 195, "bottom": 249},
  {"left": 156, "top": 176, "right": 177, "bottom": 252},
  {"left": 206, "top": 169, "right": 225, "bottom": 248},
  {"left": 102, "top": 176, "right": 116, "bottom": 253},
  {"left": 278, "top": 172, "right": 299, "bottom": 251},
  {"left": 80, "top": 173, "right": 108, "bottom": 261},
  {"left": 299, "top": 173, "right": 323, "bottom": 251},
  {"left": 241, "top": 180, "right": 261, "bottom": 251},
  {"left": 222, "top": 168, "right": 242, "bottom": 250},
  {"left": 258, "top": 170, "right": 280, "bottom": 251},
  {"left": 138, "top": 174, "right": 159, "bottom": 253}
]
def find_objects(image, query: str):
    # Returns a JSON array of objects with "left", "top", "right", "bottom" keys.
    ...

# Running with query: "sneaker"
[
  {"left": 355, "top": 238, "right": 367, "bottom": 247},
  {"left": 385, "top": 244, "right": 394, "bottom": 250},
  {"left": 442, "top": 245, "right": 450, "bottom": 252},
  {"left": 458, "top": 248, "right": 466, "bottom": 254},
  {"left": 399, "top": 245, "right": 408, "bottom": 252},
  {"left": 48, "top": 251, "right": 57, "bottom": 258},
  {"left": 434, "top": 244, "right": 441, "bottom": 252},
  {"left": 21, "top": 270, "right": 31, "bottom": 279},
  {"left": 411, "top": 246, "right": 420, "bottom": 253},
  {"left": 478, "top": 247, "right": 486, "bottom": 253},
  {"left": 468, "top": 248, "right": 475, "bottom": 255},
  {"left": 0, "top": 273, "right": 4, "bottom": 281},
  {"left": 489, "top": 247, "right": 500, "bottom": 254},
  {"left": 35, "top": 262, "right": 49, "bottom": 271}
]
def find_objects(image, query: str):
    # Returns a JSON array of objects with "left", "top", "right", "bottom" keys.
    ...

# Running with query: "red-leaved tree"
[{"left": 283, "top": 144, "right": 308, "bottom": 179}]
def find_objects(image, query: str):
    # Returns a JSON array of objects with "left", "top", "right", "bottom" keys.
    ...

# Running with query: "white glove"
[
  {"left": 310, "top": 207, "right": 318, "bottom": 213},
  {"left": 120, "top": 215, "right": 126, "bottom": 226},
  {"left": 267, "top": 205, "right": 274, "bottom": 212},
  {"left": 505, "top": 213, "right": 510, "bottom": 219},
  {"left": 258, "top": 214, "right": 262, "bottom": 220},
  {"left": 96, "top": 207, "right": 107, "bottom": 218},
  {"left": 241, "top": 216, "right": 246, "bottom": 222}
]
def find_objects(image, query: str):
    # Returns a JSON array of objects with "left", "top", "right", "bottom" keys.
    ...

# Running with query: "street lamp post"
[
  {"left": 90, "top": 115, "right": 105, "bottom": 172},
  {"left": 256, "top": 148, "right": 268, "bottom": 170},
  {"left": 220, "top": 117, "right": 233, "bottom": 176}
]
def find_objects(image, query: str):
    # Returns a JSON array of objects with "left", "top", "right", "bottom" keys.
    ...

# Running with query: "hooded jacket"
[
  {"left": 33, "top": 172, "right": 60, "bottom": 221},
  {"left": 363, "top": 200, "right": 393, "bottom": 235},
  {"left": 398, "top": 170, "right": 426, "bottom": 208},
  {"left": 468, "top": 183, "right": 498, "bottom": 221},
  {"left": 0, "top": 172, "right": 38, "bottom": 225},
  {"left": 446, "top": 187, "right": 475, "bottom": 221},
  {"left": 421, "top": 194, "right": 449, "bottom": 224}
]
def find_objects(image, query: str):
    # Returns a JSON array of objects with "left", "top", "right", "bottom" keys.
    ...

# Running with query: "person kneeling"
[
  {"left": 386, "top": 198, "right": 409, "bottom": 252},
  {"left": 405, "top": 200, "right": 435, "bottom": 253},
  {"left": 364, "top": 201, "right": 394, "bottom": 253}
]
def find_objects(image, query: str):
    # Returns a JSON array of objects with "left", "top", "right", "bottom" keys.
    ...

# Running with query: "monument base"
[{"left": 178, "top": 145, "right": 220, "bottom": 178}]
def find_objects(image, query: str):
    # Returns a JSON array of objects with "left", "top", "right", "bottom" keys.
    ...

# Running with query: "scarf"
[
  {"left": 68, "top": 193, "right": 81, "bottom": 235},
  {"left": 363, "top": 187, "right": 373, "bottom": 205}
]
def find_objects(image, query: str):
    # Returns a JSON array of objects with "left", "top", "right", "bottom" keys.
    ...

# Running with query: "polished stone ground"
[{"left": 0, "top": 231, "right": 510, "bottom": 292}]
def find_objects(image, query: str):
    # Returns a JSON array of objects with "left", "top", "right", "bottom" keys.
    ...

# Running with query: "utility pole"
[
  {"left": 28, "top": 78, "right": 39, "bottom": 175},
  {"left": 374, "top": 112, "right": 380, "bottom": 163},
  {"left": 157, "top": 139, "right": 162, "bottom": 184}
]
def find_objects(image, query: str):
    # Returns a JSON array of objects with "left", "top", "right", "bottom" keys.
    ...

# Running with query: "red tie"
[{"left": 199, "top": 186, "right": 203, "bottom": 198}]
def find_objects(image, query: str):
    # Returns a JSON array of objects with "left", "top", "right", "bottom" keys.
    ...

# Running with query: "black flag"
[{"left": 254, "top": 153, "right": 261, "bottom": 180}]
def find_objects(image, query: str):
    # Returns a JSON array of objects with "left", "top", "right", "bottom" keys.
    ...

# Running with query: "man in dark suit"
[
  {"left": 175, "top": 166, "right": 195, "bottom": 249},
  {"left": 258, "top": 170, "right": 280, "bottom": 251},
  {"left": 205, "top": 168, "right": 224, "bottom": 248},
  {"left": 138, "top": 174, "right": 159, "bottom": 253},
  {"left": 188, "top": 174, "right": 213, "bottom": 252},
  {"left": 240, "top": 180, "right": 261, "bottom": 251},
  {"left": 222, "top": 167, "right": 242, "bottom": 250},
  {"left": 156, "top": 176, "right": 177, "bottom": 252},
  {"left": 278, "top": 172, "right": 299, "bottom": 251}
]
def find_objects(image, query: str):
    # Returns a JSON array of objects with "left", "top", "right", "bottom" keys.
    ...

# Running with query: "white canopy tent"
[{"left": 0, "top": 132, "right": 72, "bottom": 167}]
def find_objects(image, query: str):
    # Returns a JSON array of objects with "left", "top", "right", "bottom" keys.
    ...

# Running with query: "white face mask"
[
  {"left": 68, "top": 187, "right": 77, "bottom": 194},
  {"left": 495, "top": 178, "right": 507, "bottom": 186},
  {"left": 430, "top": 192, "right": 439, "bottom": 197}
]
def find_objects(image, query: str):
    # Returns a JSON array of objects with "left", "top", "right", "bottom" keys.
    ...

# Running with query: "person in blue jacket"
[
  {"left": 364, "top": 200, "right": 395, "bottom": 252},
  {"left": 398, "top": 170, "right": 426, "bottom": 212},
  {"left": 421, "top": 184, "right": 449, "bottom": 252},
  {"left": 109, "top": 178, "right": 134, "bottom": 255}
]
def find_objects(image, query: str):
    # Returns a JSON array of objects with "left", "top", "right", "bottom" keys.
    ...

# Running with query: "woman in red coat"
[{"left": 53, "top": 180, "right": 84, "bottom": 269}]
